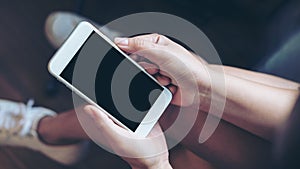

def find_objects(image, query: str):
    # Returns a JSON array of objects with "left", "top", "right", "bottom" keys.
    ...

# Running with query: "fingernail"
[{"left": 114, "top": 37, "right": 128, "bottom": 46}]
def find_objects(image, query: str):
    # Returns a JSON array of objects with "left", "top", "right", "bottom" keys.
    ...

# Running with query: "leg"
[
  {"left": 38, "top": 107, "right": 89, "bottom": 145},
  {"left": 0, "top": 100, "right": 88, "bottom": 165},
  {"left": 37, "top": 106, "right": 216, "bottom": 169},
  {"left": 159, "top": 105, "right": 271, "bottom": 169}
]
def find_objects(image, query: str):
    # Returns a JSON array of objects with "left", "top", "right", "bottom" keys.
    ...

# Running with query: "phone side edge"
[
  {"left": 135, "top": 87, "right": 172, "bottom": 137},
  {"left": 48, "top": 21, "right": 94, "bottom": 76}
]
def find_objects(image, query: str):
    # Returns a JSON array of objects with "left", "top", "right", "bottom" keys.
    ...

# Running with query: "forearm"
[
  {"left": 199, "top": 64, "right": 300, "bottom": 140},
  {"left": 215, "top": 65, "right": 300, "bottom": 90}
]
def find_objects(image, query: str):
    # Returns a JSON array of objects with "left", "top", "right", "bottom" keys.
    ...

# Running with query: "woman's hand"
[
  {"left": 115, "top": 34, "right": 210, "bottom": 106},
  {"left": 84, "top": 105, "right": 172, "bottom": 169}
]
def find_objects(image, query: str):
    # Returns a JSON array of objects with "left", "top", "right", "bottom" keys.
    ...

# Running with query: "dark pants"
[
  {"left": 260, "top": 31, "right": 300, "bottom": 169},
  {"left": 257, "top": 31, "right": 300, "bottom": 83}
]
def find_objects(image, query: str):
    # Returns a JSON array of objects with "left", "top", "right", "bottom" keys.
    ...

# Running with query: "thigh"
[{"left": 169, "top": 144, "right": 216, "bottom": 169}]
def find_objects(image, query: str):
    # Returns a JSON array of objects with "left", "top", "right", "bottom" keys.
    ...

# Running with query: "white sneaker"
[
  {"left": 0, "top": 99, "right": 89, "bottom": 165},
  {"left": 45, "top": 11, "right": 120, "bottom": 48}
]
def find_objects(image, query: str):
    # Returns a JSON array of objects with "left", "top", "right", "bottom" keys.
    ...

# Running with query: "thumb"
[
  {"left": 84, "top": 105, "right": 143, "bottom": 157},
  {"left": 84, "top": 105, "right": 126, "bottom": 139}
]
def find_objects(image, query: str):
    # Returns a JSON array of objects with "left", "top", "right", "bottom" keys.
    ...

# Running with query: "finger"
[
  {"left": 158, "top": 70, "right": 176, "bottom": 84},
  {"left": 171, "top": 87, "right": 195, "bottom": 106},
  {"left": 138, "top": 61, "right": 159, "bottom": 75},
  {"left": 130, "top": 54, "right": 156, "bottom": 64},
  {"left": 129, "top": 54, "right": 141, "bottom": 62},
  {"left": 147, "top": 123, "right": 163, "bottom": 137},
  {"left": 114, "top": 34, "right": 175, "bottom": 65},
  {"left": 84, "top": 105, "right": 127, "bottom": 140},
  {"left": 155, "top": 74, "right": 171, "bottom": 86},
  {"left": 115, "top": 33, "right": 170, "bottom": 47},
  {"left": 138, "top": 56, "right": 152, "bottom": 63},
  {"left": 167, "top": 84, "right": 177, "bottom": 95},
  {"left": 158, "top": 70, "right": 170, "bottom": 77}
]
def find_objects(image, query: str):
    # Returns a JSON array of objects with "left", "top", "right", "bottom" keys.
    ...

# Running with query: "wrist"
[
  {"left": 193, "top": 60, "right": 212, "bottom": 92},
  {"left": 195, "top": 65, "right": 213, "bottom": 111},
  {"left": 196, "top": 65, "right": 227, "bottom": 112}
]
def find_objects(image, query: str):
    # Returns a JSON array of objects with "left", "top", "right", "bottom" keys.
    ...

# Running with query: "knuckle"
[
  {"left": 151, "top": 33, "right": 161, "bottom": 43},
  {"left": 151, "top": 33, "right": 168, "bottom": 45},
  {"left": 133, "top": 38, "right": 145, "bottom": 48},
  {"left": 95, "top": 120, "right": 106, "bottom": 129}
]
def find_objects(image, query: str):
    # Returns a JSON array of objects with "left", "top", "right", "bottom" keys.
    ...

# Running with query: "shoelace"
[{"left": 0, "top": 99, "right": 35, "bottom": 137}]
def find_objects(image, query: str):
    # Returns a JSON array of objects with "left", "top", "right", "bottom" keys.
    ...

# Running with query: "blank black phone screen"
[{"left": 60, "top": 32, "right": 163, "bottom": 131}]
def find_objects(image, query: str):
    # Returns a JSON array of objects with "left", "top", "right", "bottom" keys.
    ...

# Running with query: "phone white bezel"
[{"left": 48, "top": 21, "right": 172, "bottom": 137}]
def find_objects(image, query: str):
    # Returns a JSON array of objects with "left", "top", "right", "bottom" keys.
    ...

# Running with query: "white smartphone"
[{"left": 48, "top": 21, "right": 172, "bottom": 137}]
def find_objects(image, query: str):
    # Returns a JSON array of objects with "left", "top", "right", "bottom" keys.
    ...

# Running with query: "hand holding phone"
[
  {"left": 114, "top": 34, "right": 210, "bottom": 107},
  {"left": 48, "top": 22, "right": 172, "bottom": 137}
]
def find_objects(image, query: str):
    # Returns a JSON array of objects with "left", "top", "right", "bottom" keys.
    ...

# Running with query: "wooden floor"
[{"left": 0, "top": 0, "right": 298, "bottom": 168}]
